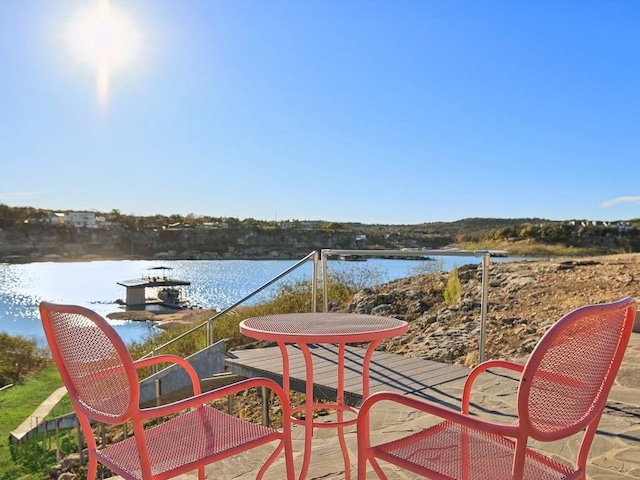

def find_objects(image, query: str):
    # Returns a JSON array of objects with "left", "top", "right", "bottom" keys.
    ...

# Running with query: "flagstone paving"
[{"left": 115, "top": 332, "right": 640, "bottom": 479}]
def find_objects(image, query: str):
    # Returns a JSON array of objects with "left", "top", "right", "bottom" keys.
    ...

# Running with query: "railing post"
[
  {"left": 479, "top": 252, "right": 490, "bottom": 363},
  {"left": 322, "top": 250, "right": 329, "bottom": 313},
  {"left": 227, "top": 394, "right": 234, "bottom": 415},
  {"left": 261, "top": 386, "right": 270, "bottom": 427},
  {"left": 311, "top": 252, "right": 318, "bottom": 313},
  {"left": 155, "top": 378, "right": 161, "bottom": 406},
  {"left": 55, "top": 419, "right": 60, "bottom": 462},
  {"left": 151, "top": 349, "right": 157, "bottom": 375},
  {"left": 76, "top": 422, "right": 84, "bottom": 464},
  {"left": 43, "top": 417, "right": 47, "bottom": 453}
]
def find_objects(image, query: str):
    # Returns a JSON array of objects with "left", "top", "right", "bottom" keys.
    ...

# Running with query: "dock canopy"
[{"left": 117, "top": 267, "right": 190, "bottom": 306}]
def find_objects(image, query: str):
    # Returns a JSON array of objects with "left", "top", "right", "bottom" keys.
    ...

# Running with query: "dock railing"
[{"left": 320, "top": 249, "right": 493, "bottom": 363}]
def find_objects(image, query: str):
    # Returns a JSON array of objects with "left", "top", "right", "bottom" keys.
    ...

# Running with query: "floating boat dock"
[{"left": 117, "top": 266, "right": 190, "bottom": 308}]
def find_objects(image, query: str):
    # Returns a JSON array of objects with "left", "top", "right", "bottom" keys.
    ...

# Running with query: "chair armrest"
[
  {"left": 462, "top": 359, "right": 523, "bottom": 414},
  {"left": 133, "top": 354, "right": 202, "bottom": 395},
  {"left": 138, "top": 376, "right": 291, "bottom": 421},
  {"left": 357, "top": 390, "right": 520, "bottom": 449}
]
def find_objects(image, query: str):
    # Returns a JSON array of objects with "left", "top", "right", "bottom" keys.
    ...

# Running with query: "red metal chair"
[
  {"left": 357, "top": 297, "right": 636, "bottom": 480},
  {"left": 39, "top": 301, "right": 294, "bottom": 480}
]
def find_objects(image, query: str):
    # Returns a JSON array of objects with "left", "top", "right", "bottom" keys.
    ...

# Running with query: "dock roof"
[{"left": 117, "top": 278, "right": 191, "bottom": 288}]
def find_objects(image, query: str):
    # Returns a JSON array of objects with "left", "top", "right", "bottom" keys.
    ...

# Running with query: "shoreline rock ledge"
[{"left": 347, "top": 254, "right": 640, "bottom": 366}]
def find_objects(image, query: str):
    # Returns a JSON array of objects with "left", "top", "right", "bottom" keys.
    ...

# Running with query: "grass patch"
[
  {"left": 458, "top": 240, "right": 611, "bottom": 257},
  {"left": 0, "top": 364, "right": 70, "bottom": 480}
]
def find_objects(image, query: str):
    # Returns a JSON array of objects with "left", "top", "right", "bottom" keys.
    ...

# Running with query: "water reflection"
[{"left": 0, "top": 256, "right": 501, "bottom": 346}]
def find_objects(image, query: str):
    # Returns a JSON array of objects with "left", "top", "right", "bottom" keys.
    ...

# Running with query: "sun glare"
[{"left": 66, "top": 0, "right": 140, "bottom": 105}]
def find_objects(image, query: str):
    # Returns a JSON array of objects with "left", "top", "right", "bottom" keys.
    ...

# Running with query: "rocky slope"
[{"left": 346, "top": 254, "right": 640, "bottom": 366}]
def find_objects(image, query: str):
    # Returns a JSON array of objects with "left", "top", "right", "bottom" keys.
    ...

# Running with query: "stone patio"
[{"left": 111, "top": 332, "right": 640, "bottom": 479}]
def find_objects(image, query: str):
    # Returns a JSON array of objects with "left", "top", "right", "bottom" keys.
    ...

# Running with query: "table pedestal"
[
  {"left": 278, "top": 339, "right": 382, "bottom": 480},
  {"left": 239, "top": 312, "right": 408, "bottom": 480}
]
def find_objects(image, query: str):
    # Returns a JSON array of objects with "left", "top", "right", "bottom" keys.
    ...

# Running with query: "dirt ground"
[{"left": 479, "top": 253, "right": 640, "bottom": 330}]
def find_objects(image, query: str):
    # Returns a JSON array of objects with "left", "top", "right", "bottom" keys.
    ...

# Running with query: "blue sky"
[{"left": 1, "top": 1, "right": 639, "bottom": 224}]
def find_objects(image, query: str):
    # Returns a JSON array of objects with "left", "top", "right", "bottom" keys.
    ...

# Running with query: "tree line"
[{"left": 1, "top": 204, "right": 639, "bottom": 250}]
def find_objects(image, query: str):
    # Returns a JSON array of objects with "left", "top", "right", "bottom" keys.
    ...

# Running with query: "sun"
[{"left": 66, "top": 0, "right": 141, "bottom": 105}]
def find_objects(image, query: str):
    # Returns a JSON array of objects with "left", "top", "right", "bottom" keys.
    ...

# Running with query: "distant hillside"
[{"left": 1, "top": 204, "right": 639, "bottom": 261}]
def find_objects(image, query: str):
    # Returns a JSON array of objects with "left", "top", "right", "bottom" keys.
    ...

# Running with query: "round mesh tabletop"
[{"left": 240, "top": 312, "right": 408, "bottom": 343}]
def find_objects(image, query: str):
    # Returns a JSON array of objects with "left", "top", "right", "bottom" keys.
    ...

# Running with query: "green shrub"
[
  {"left": 444, "top": 267, "right": 462, "bottom": 306},
  {"left": 0, "top": 333, "right": 48, "bottom": 387}
]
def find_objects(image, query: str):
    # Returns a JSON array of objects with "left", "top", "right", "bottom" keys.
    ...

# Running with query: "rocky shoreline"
[
  {"left": 348, "top": 253, "right": 640, "bottom": 365},
  {"left": 107, "top": 308, "right": 219, "bottom": 331}
]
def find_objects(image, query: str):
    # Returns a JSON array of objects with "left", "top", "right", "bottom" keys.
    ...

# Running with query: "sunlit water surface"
[{"left": 0, "top": 256, "right": 504, "bottom": 346}]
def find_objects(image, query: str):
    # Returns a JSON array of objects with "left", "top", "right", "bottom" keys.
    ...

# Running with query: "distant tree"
[
  {"left": 519, "top": 223, "right": 540, "bottom": 239},
  {"left": 0, "top": 204, "right": 25, "bottom": 228},
  {"left": 242, "top": 218, "right": 262, "bottom": 228},
  {"left": 106, "top": 209, "right": 123, "bottom": 227},
  {"left": 491, "top": 226, "right": 518, "bottom": 241},
  {"left": 118, "top": 214, "right": 140, "bottom": 231},
  {"left": 323, "top": 222, "right": 347, "bottom": 231},
  {"left": 538, "top": 222, "right": 570, "bottom": 242}
]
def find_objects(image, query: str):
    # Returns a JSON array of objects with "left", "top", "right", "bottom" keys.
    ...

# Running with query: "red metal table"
[{"left": 240, "top": 312, "right": 408, "bottom": 480}]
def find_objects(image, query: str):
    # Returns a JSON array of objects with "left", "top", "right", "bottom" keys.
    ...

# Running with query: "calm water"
[{"left": 0, "top": 256, "right": 493, "bottom": 346}]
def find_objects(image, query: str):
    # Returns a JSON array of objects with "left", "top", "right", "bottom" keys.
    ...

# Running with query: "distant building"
[
  {"left": 49, "top": 211, "right": 97, "bottom": 228},
  {"left": 50, "top": 212, "right": 66, "bottom": 226},
  {"left": 95, "top": 216, "right": 114, "bottom": 228},
  {"left": 617, "top": 222, "right": 633, "bottom": 233},
  {"left": 67, "top": 211, "right": 96, "bottom": 228},
  {"left": 200, "top": 222, "right": 228, "bottom": 229}
]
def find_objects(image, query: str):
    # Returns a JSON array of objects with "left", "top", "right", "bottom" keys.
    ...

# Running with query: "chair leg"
[
  {"left": 284, "top": 435, "right": 295, "bottom": 480},
  {"left": 86, "top": 453, "right": 98, "bottom": 480},
  {"left": 257, "top": 442, "right": 285, "bottom": 480},
  {"left": 358, "top": 449, "right": 367, "bottom": 479},
  {"left": 198, "top": 465, "right": 205, "bottom": 480},
  {"left": 370, "top": 458, "right": 389, "bottom": 480}
]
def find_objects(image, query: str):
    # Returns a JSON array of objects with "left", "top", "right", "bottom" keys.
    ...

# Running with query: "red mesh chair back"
[
  {"left": 40, "top": 302, "right": 137, "bottom": 424},
  {"left": 40, "top": 301, "right": 295, "bottom": 480},
  {"left": 518, "top": 297, "right": 635, "bottom": 442},
  {"left": 357, "top": 297, "right": 636, "bottom": 479}
]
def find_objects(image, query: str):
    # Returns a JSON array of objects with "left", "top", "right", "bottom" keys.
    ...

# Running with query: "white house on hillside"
[{"left": 49, "top": 211, "right": 98, "bottom": 228}]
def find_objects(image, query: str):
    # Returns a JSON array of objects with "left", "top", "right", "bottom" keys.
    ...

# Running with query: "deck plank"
[{"left": 225, "top": 344, "right": 470, "bottom": 407}]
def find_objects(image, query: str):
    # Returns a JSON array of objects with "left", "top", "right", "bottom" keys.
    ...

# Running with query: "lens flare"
[{"left": 66, "top": 0, "right": 141, "bottom": 105}]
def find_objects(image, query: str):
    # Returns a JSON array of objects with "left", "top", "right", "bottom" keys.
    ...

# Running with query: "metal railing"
[
  {"left": 140, "top": 248, "right": 494, "bottom": 363},
  {"left": 139, "top": 250, "right": 320, "bottom": 360},
  {"left": 320, "top": 249, "right": 492, "bottom": 362}
]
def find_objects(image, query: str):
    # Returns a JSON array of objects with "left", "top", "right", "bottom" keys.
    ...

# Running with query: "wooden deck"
[{"left": 224, "top": 344, "right": 470, "bottom": 408}]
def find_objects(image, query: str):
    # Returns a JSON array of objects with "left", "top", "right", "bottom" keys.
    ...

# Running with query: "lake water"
[{"left": 0, "top": 255, "right": 502, "bottom": 346}]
